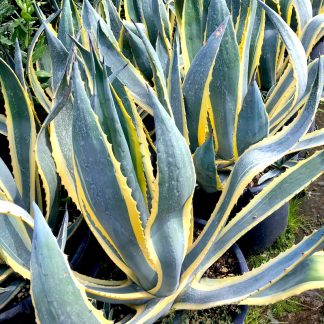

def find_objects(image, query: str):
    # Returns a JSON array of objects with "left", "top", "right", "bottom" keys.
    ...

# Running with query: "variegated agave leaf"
[{"left": 0, "top": 1, "right": 322, "bottom": 323}]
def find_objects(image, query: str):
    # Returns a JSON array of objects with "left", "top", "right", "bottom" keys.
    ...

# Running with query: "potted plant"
[
  {"left": 1, "top": 50, "right": 324, "bottom": 321},
  {"left": 0, "top": 0, "right": 324, "bottom": 322}
]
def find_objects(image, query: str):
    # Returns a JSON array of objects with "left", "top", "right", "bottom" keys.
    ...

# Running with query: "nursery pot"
[
  {"left": 0, "top": 296, "right": 34, "bottom": 324},
  {"left": 237, "top": 181, "right": 289, "bottom": 255},
  {"left": 193, "top": 219, "right": 249, "bottom": 324}
]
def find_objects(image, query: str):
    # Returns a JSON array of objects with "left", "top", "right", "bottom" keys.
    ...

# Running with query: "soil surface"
[{"left": 277, "top": 109, "right": 324, "bottom": 323}]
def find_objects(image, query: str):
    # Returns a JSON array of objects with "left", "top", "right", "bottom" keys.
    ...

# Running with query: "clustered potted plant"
[{"left": 0, "top": 0, "right": 324, "bottom": 323}]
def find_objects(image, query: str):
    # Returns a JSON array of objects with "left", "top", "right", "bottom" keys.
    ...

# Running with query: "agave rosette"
[{"left": 0, "top": 0, "right": 324, "bottom": 323}]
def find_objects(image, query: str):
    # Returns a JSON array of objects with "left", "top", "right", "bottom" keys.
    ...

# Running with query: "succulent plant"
[
  {"left": 0, "top": 0, "right": 324, "bottom": 323},
  {"left": 61, "top": 0, "right": 324, "bottom": 193}
]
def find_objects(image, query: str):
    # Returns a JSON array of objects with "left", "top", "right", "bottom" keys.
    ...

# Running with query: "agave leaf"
[
  {"left": 267, "top": 62, "right": 319, "bottom": 125},
  {"left": 154, "top": 0, "right": 171, "bottom": 41},
  {"left": 237, "top": 0, "right": 258, "bottom": 98},
  {"left": 0, "top": 158, "right": 23, "bottom": 206},
  {"left": 72, "top": 63, "right": 157, "bottom": 290},
  {"left": 58, "top": 0, "right": 74, "bottom": 49},
  {"left": 14, "top": 39, "right": 26, "bottom": 90},
  {"left": 70, "top": 0, "right": 83, "bottom": 36},
  {"left": 167, "top": 32, "right": 188, "bottom": 142},
  {"left": 124, "top": 0, "right": 142, "bottom": 22},
  {"left": 237, "top": 80, "right": 269, "bottom": 155},
  {"left": 311, "top": 0, "right": 324, "bottom": 15},
  {"left": 97, "top": 21, "right": 154, "bottom": 114},
  {"left": 82, "top": 0, "right": 112, "bottom": 40},
  {"left": 50, "top": 99, "right": 78, "bottom": 209},
  {"left": 182, "top": 57, "right": 323, "bottom": 280},
  {"left": 258, "top": 169, "right": 281, "bottom": 185},
  {"left": 145, "top": 87, "right": 195, "bottom": 296},
  {"left": 80, "top": 278, "right": 154, "bottom": 305},
  {"left": 57, "top": 209, "right": 68, "bottom": 251},
  {"left": 156, "top": 34, "right": 170, "bottom": 79},
  {"left": 73, "top": 35, "right": 141, "bottom": 135},
  {"left": 128, "top": 103, "right": 156, "bottom": 206},
  {"left": 44, "top": 24, "right": 69, "bottom": 93},
  {"left": 0, "top": 214, "right": 31, "bottom": 280},
  {"left": 35, "top": 84, "right": 71, "bottom": 225},
  {"left": 36, "top": 128, "right": 61, "bottom": 227},
  {"left": 266, "top": 58, "right": 296, "bottom": 117},
  {"left": 270, "top": 59, "right": 319, "bottom": 133},
  {"left": 248, "top": 2, "right": 265, "bottom": 82},
  {"left": 30, "top": 203, "right": 109, "bottom": 323},
  {"left": 48, "top": 45, "right": 80, "bottom": 209},
  {"left": 193, "top": 137, "right": 218, "bottom": 193},
  {"left": 142, "top": 0, "right": 170, "bottom": 47},
  {"left": 176, "top": 227, "right": 324, "bottom": 308},
  {"left": 225, "top": 0, "right": 240, "bottom": 26},
  {"left": 233, "top": 0, "right": 259, "bottom": 160},
  {"left": 131, "top": 297, "right": 174, "bottom": 324},
  {"left": 183, "top": 18, "right": 228, "bottom": 152},
  {"left": 0, "top": 279, "right": 25, "bottom": 311},
  {"left": 27, "top": 12, "right": 60, "bottom": 113},
  {"left": 291, "top": 129, "right": 324, "bottom": 153},
  {"left": 195, "top": 150, "right": 324, "bottom": 275},
  {"left": 259, "top": 18, "right": 279, "bottom": 90},
  {"left": 181, "top": 0, "right": 203, "bottom": 72},
  {"left": 243, "top": 252, "right": 324, "bottom": 304},
  {"left": 91, "top": 60, "right": 149, "bottom": 225},
  {"left": 111, "top": 87, "right": 151, "bottom": 208},
  {"left": 235, "top": 0, "right": 252, "bottom": 44},
  {"left": 279, "top": 0, "right": 313, "bottom": 35},
  {"left": 0, "top": 265, "right": 13, "bottom": 285},
  {"left": 174, "top": 0, "right": 184, "bottom": 23},
  {"left": 102, "top": 0, "right": 123, "bottom": 40},
  {"left": 78, "top": 199, "right": 130, "bottom": 277},
  {"left": 266, "top": 14, "right": 323, "bottom": 117},
  {"left": 0, "top": 114, "right": 7, "bottom": 136},
  {"left": 201, "top": 0, "right": 210, "bottom": 34},
  {"left": 134, "top": 23, "right": 172, "bottom": 115},
  {"left": 123, "top": 24, "right": 153, "bottom": 81},
  {"left": 142, "top": 0, "right": 159, "bottom": 44},
  {"left": 292, "top": 0, "right": 313, "bottom": 34},
  {"left": 206, "top": 0, "right": 240, "bottom": 160},
  {"left": 0, "top": 58, "right": 36, "bottom": 213},
  {"left": 258, "top": 1, "right": 308, "bottom": 106},
  {"left": 301, "top": 15, "right": 324, "bottom": 57},
  {"left": 36, "top": 45, "right": 78, "bottom": 219},
  {"left": 0, "top": 201, "right": 34, "bottom": 279},
  {"left": 66, "top": 214, "right": 83, "bottom": 240}
]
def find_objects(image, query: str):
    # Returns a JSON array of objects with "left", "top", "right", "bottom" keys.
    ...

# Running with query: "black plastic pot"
[
  {"left": 231, "top": 244, "right": 249, "bottom": 324},
  {"left": 193, "top": 184, "right": 288, "bottom": 255},
  {"left": 193, "top": 186, "right": 221, "bottom": 222},
  {"left": 237, "top": 181, "right": 289, "bottom": 255},
  {"left": 0, "top": 296, "right": 34, "bottom": 323},
  {"left": 194, "top": 219, "right": 249, "bottom": 324}
]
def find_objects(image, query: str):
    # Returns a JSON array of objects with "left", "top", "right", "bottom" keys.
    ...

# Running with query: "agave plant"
[
  {"left": 25, "top": 0, "right": 324, "bottom": 197},
  {"left": 0, "top": 0, "right": 324, "bottom": 322},
  {"left": 1, "top": 51, "right": 324, "bottom": 323},
  {"left": 73, "top": 0, "right": 324, "bottom": 193}
]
